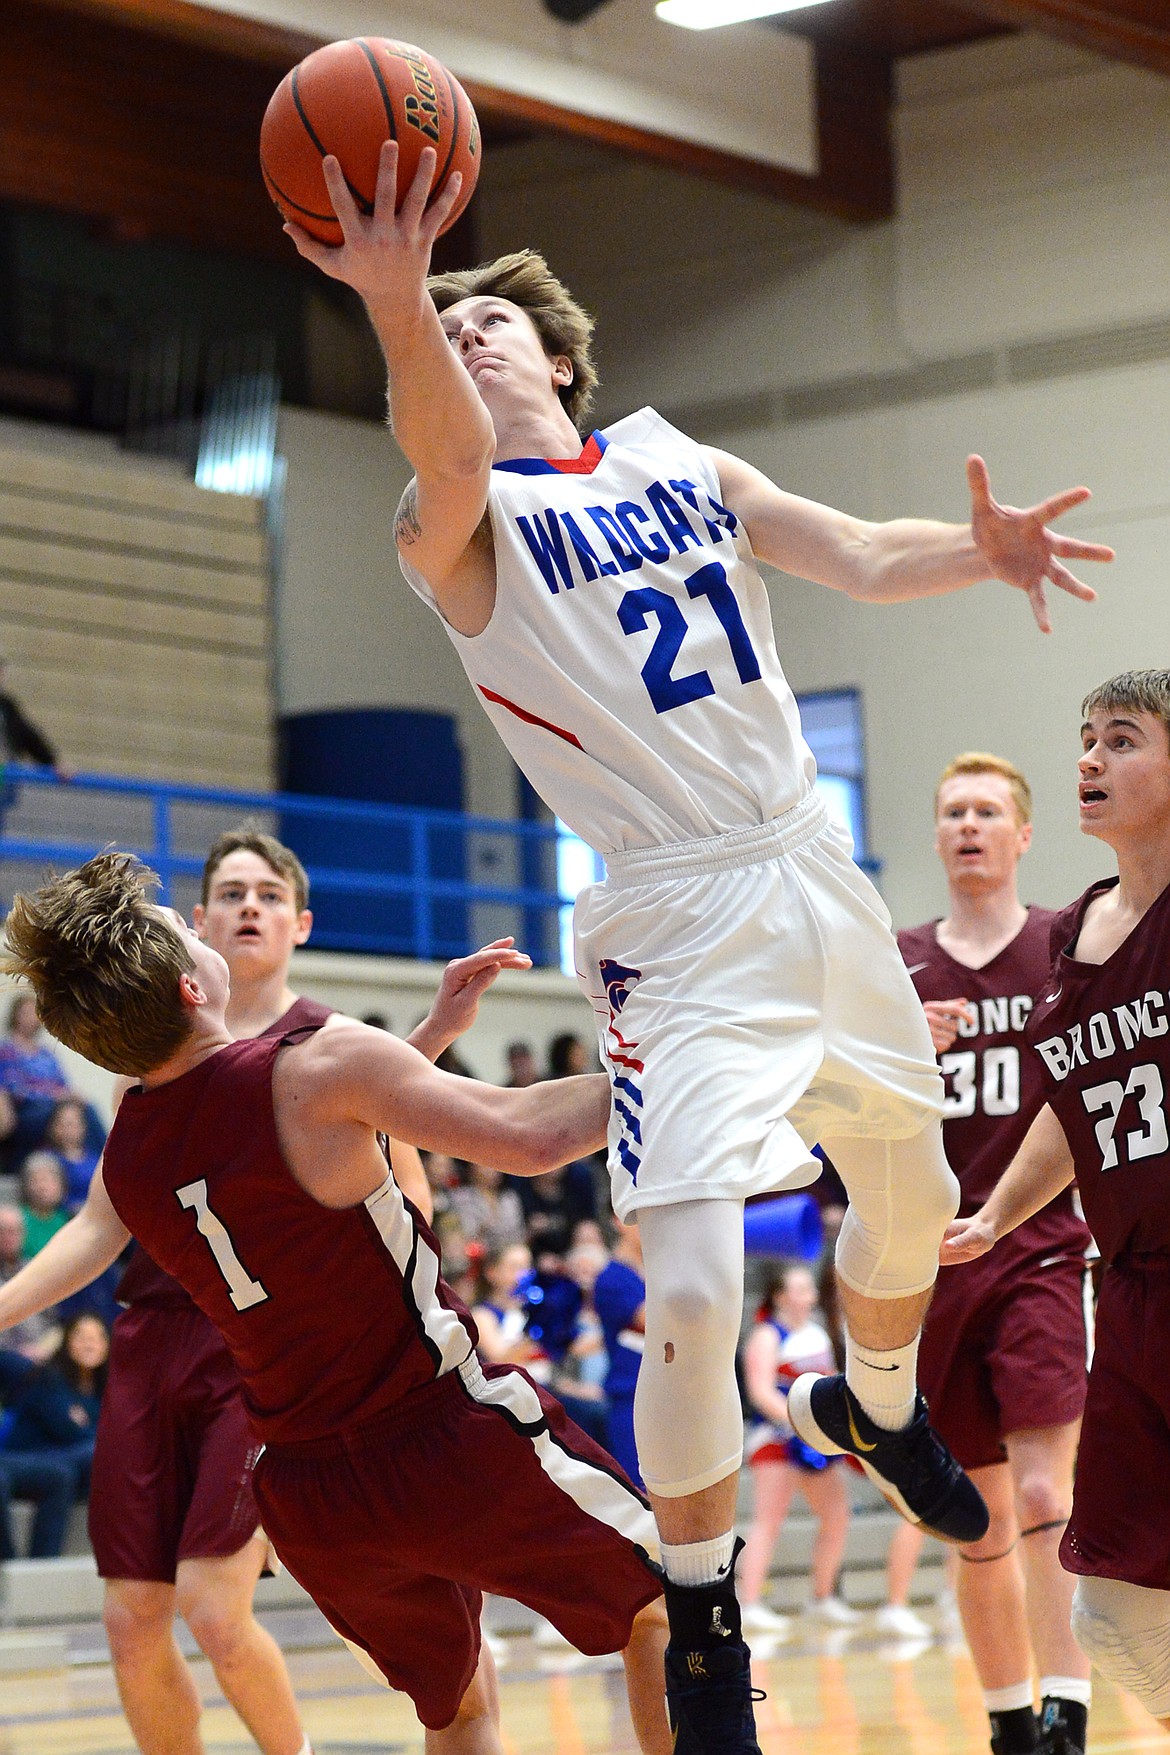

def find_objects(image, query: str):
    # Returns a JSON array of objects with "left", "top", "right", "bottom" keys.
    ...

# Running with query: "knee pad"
[
  {"left": 832, "top": 1124, "right": 959, "bottom": 1299},
  {"left": 1072, "top": 1576, "right": 1170, "bottom": 1716}
]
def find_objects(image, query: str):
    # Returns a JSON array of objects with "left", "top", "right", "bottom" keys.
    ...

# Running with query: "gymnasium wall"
[{"left": 272, "top": 32, "right": 1170, "bottom": 923}]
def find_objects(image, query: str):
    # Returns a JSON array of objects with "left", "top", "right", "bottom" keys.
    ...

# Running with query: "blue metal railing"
[{"left": 0, "top": 765, "right": 574, "bottom": 966}]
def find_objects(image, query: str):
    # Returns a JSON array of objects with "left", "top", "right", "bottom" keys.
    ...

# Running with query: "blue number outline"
[{"left": 617, "top": 559, "right": 760, "bottom": 714}]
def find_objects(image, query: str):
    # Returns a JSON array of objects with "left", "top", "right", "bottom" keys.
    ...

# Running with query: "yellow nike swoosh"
[{"left": 846, "top": 1403, "right": 878, "bottom": 1453}]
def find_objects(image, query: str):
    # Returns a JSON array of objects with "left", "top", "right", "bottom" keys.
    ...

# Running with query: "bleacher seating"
[{"left": 0, "top": 447, "right": 274, "bottom": 790}]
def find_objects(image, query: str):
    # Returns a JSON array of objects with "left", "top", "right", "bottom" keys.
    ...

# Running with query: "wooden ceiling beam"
[
  {"left": 955, "top": 0, "right": 1170, "bottom": 77},
  {"left": 20, "top": 0, "right": 895, "bottom": 226}
]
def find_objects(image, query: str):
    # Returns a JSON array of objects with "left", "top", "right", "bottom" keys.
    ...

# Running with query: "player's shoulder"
[
  {"left": 1047, "top": 880, "right": 1116, "bottom": 961},
  {"left": 896, "top": 918, "right": 940, "bottom": 962}
]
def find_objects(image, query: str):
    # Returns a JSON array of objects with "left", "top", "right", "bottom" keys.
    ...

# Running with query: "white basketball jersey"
[{"left": 401, "top": 408, "right": 815, "bottom": 854}]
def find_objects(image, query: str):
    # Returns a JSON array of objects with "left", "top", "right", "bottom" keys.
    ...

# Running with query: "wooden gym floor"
[{"left": 0, "top": 1618, "right": 1167, "bottom": 1755}]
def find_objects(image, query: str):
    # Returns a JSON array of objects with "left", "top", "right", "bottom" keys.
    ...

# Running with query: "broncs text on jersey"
[{"left": 1035, "top": 990, "right": 1169, "bottom": 1083}]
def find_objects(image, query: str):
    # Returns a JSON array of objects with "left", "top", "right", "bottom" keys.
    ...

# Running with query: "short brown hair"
[
  {"left": 426, "top": 250, "right": 598, "bottom": 428},
  {"left": 1, "top": 852, "right": 194, "bottom": 1075},
  {"left": 1082, "top": 670, "right": 1170, "bottom": 746},
  {"left": 935, "top": 752, "right": 1033, "bottom": 825},
  {"left": 201, "top": 824, "right": 309, "bottom": 913}
]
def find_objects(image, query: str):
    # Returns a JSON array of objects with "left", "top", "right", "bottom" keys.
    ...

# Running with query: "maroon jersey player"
[
  {"left": 0, "top": 850, "right": 670, "bottom": 1755},
  {"left": 945, "top": 670, "right": 1170, "bottom": 1742},
  {"left": 900, "top": 754, "right": 1091, "bottom": 1755},
  {"left": 0, "top": 828, "right": 527, "bottom": 1755}
]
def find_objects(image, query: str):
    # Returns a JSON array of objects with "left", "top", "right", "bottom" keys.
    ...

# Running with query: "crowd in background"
[{"left": 0, "top": 993, "right": 113, "bottom": 1560}]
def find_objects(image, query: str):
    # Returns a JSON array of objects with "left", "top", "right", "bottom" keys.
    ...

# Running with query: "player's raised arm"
[
  {"left": 0, "top": 1164, "right": 130, "bottom": 1332},
  {"left": 283, "top": 140, "right": 495, "bottom": 594},
  {"left": 940, "top": 1101, "right": 1076, "bottom": 1264},
  {"left": 709, "top": 449, "right": 1113, "bottom": 632}
]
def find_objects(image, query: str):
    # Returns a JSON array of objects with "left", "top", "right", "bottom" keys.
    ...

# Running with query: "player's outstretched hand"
[
  {"left": 939, "top": 1213, "right": 997, "bottom": 1266},
  {"left": 282, "top": 140, "right": 463, "bottom": 307},
  {"left": 966, "top": 455, "right": 1115, "bottom": 634},
  {"left": 922, "top": 998, "right": 974, "bottom": 1054},
  {"left": 412, "top": 938, "right": 532, "bottom": 1065}
]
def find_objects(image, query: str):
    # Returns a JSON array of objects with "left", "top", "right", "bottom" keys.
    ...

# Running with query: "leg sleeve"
[{"left": 634, "top": 1199, "right": 746, "bottom": 1498}]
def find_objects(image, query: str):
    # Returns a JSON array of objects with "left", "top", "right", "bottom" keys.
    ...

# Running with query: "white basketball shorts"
[{"left": 573, "top": 792, "right": 943, "bottom": 1222}]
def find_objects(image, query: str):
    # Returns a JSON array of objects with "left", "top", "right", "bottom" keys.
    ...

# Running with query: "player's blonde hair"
[
  {"left": 1082, "top": 670, "right": 1170, "bottom": 746},
  {"left": 1, "top": 852, "right": 194, "bottom": 1076},
  {"left": 201, "top": 823, "right": 309, "bottom": 913},
  {"left": 935, "top": 753, "right": 1033, "bottom": 825},
  {"left": 426, "top": 249, "right": 598, "bottom": 428}
]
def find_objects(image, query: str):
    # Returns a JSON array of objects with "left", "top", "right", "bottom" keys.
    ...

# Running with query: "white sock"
[
  {"left": 660, "top": 1529, "right": 736, "bottom": 1587},
  {"left": 983, "top": 1682, "right": 1034, "bottom": 1713},
  {"left": 1040, "top": 1675, "right": 1092, "bottom": 1707},
  {"left": 845, "top": 1331, "right": 918, "bottom": 1430}
]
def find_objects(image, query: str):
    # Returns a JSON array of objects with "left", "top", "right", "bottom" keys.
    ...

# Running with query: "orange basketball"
[{"left": 260, "top": 37, "right": 480, "bottom": 244}]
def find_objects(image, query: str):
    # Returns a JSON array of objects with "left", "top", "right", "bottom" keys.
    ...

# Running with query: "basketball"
[{"left": 260, "top": 37, "right": 480, "bottom": 245}]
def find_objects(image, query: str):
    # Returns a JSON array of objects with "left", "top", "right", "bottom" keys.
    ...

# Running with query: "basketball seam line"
[
  {"left": 434, "top": 61, "right": 460, "bottom": 205},
  {"left": 356, "top": 39, "right": 399, "bottom": 145},
  {"left": 290, "top": 62, "right": 374, "bottom": 217}
]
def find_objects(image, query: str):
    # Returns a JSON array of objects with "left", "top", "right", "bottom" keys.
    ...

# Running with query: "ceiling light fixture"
[
  {"left": 656, "top": 0, "right": 835, "bottom": 28},
  {"left": 543, "top": 0, "right": 615, "bottom": 19}
]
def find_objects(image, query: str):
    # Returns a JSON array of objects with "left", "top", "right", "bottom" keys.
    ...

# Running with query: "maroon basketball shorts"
[
  {"left": 253, "top": 1357, "right": 663, "bottom": 1730},
  {"left": 1062, "top": 1257, "right": 1170, "bottom": 1589},
  {"left": 918, "top": 1246, "right": 1090, "bottom": 1471},
  {"left": 89, "top": 1304, "right": 261, "bottom": 1582}
]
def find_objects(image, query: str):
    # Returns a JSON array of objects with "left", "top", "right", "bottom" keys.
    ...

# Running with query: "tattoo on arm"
[{"left": 395, "top": 483, "right": 422, "bottom": 549}]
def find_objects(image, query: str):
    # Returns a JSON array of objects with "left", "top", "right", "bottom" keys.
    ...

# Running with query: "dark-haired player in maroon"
[
  {"left": 900, "top": 754, "right": 1091, "bottom": 1755},
  {"left": 0, "top": 849, "right": 670, "bottom": 1755},
  {"left": 946, "top": 670, "right": 1170, "bottom": 1747},
  {"left": 0, "top": 828, "right": 526, "bottom": 1755}
]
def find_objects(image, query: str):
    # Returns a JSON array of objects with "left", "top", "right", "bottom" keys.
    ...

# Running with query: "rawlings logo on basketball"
[
  {"left": 599, "top": 959, "right": 642, "bottom": 1017},
  {"left": 402, "top": 52, "right": 442, "bottom": 143}
]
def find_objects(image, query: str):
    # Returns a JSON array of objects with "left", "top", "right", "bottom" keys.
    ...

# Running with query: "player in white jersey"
[{"left": 286, "top": 142, "right": 1112, "bottom": 1755}]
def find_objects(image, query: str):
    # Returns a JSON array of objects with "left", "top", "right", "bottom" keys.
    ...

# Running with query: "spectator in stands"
[
  {"left": 41, "top": 1096, "right": 101, "bottom": 1211},
  {"left": 513, "top": 1159, "right": 597, "bottom": 1267},
  {"left": 450, "top": 1159, "right": 527, "bottom": 1256},
  {"left": 471, "top": 1242, "right": 548, "bottom": 1374},
  {"left": 0, "top": 1206, "right": 59, "bottom": 1361},
  {"left": 0, "top": 652, "right": 68, "bottom": 838},
  {"left": 0, "top": 994, "right": 71, "bottom": 1165},
  {"left": 547, "top": 1031, "right": 590, "bottom": 1079},
  {"left": 19, "top": 1154, "right": 69, "bottom": 1258},
  {"left": 0, "top": 1313, "right": 108, "bottom": 1559},
  {"left": 421, "top": 1150, "right": 473, "bottom": 1293},
  {"left": 504, "top": 1040, "right": 539, "bottom": 1088},
  {"left": 594, "top": 1213, "right": 646, "bottom": 1489},
  {"left": 550, "top": 1236, "right": 611, "bottom": 1447},
  {"left": 739, "top": 1262, "right": 858, "bottom": 1634}
]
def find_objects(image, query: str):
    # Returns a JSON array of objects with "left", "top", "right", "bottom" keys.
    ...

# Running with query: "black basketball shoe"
[
  {"left": 1037, "top": 1697, "right": 1087, "bottom": 1755},
  {"left": 664, "top": 1641, "right": 764, "bottom": 1755},
  {"left": 660, "top": 1541, "right": 764, "bottom": 1755},
  {"left": 786, "top": 1373, "right": 989, "bottom": 1544}
]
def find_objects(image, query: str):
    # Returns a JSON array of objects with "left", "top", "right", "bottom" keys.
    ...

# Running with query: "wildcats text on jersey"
[{"left": 513, "top": 476, "right": 739, "bottom": 597}]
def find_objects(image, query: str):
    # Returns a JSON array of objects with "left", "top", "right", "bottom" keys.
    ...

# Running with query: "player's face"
[
  {"left": 775, "top": 1268, "right": 816, "bottom": 1326},
  {"left": 1078, "top": 708, "right": 1170, "bottom": 847},
  {"left": 438, "top": 297, "right": 572, "bottom": 423},
  {"left": 159, "top": 909, "right": 231, "bottom": 1014},
  {"left": 193, "top": 851, "right": 311, "bottom": 978},
  {"left": 934, "top": 773, "right": 1031, "bottom": 892}
]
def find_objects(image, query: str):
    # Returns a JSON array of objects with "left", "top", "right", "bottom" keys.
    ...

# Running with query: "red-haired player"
[{"left": 900, "top": 755, "right": 1092, "bottom": 1755}]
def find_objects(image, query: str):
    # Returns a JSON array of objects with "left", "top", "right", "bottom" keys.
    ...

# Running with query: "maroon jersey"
[
  {"left": 114, "top": 997, "right": 334, "bottom": 1310},
  {"left": 1029, "top": 876, "right": 1170, "bottom": 1263},
  {"left": 899, "top": 909, "right": 1089, "bottom": 1254},
  {"left": 101, "top": 1028, "right": 475, "bottom": 1445}
]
